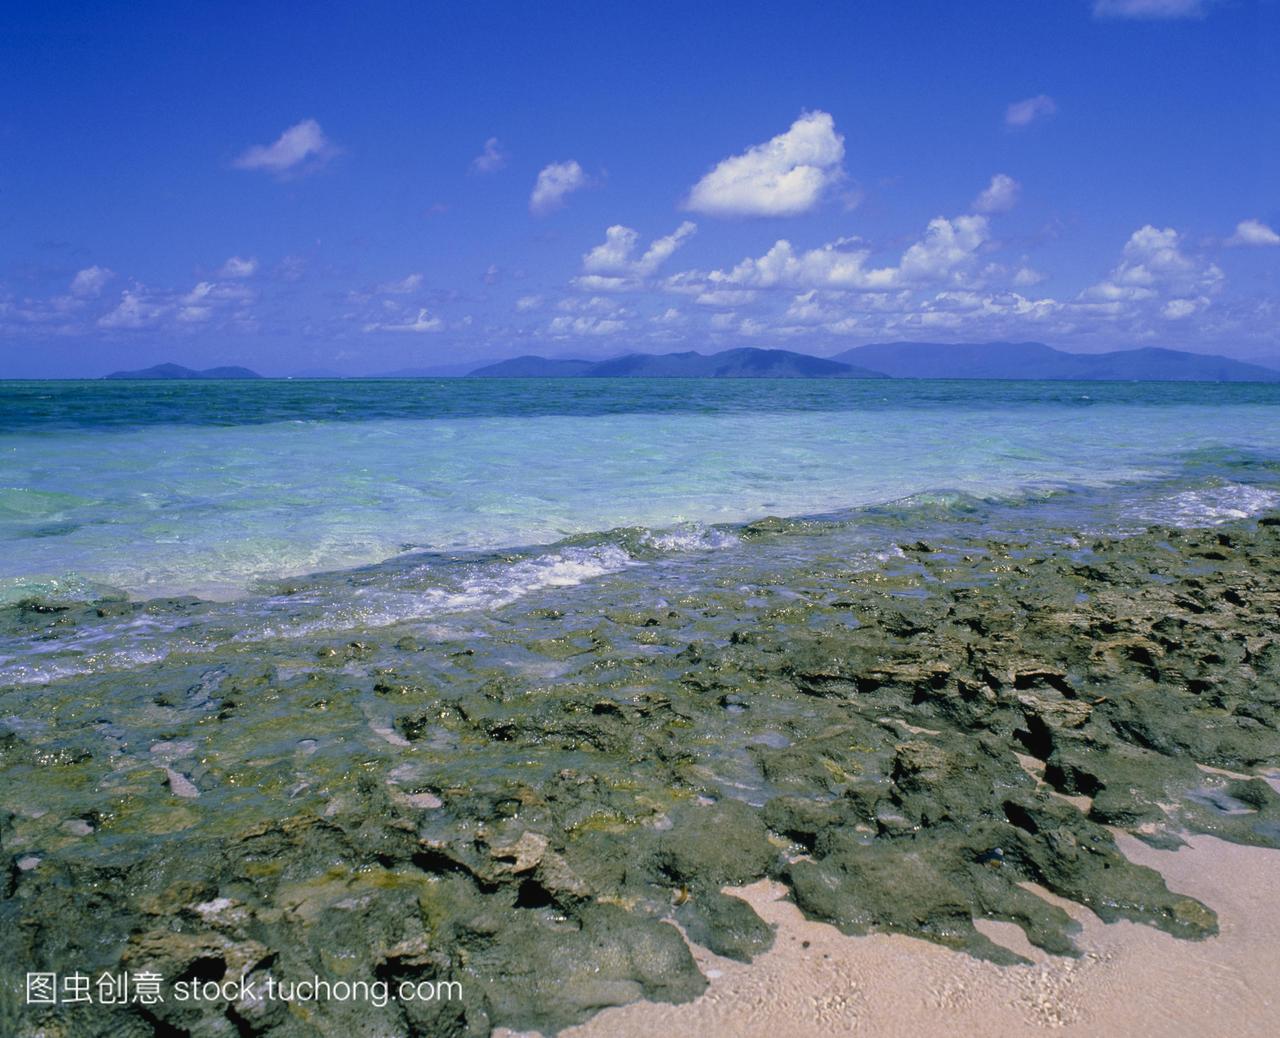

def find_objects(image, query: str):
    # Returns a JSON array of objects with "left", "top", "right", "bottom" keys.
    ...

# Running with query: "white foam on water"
[
  {"left": 0, "top": 535, "right": 729, "bottom": 685},
  {"left": 643, "top": 523, "right": 740, "bottom": 552},
  {"left": 244, "top": 543, "right": 637, "bottom": 641},
  {"left": 1136, "top": 482, "right": 1280, "bottom": 526}
]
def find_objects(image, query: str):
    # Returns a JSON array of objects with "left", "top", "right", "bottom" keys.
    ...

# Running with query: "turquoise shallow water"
[
  {"left": 2, "top": 377, "right": 1280, "bottom": 686},
  {"left": 3, "top": 378, "right": 1280, "bottom": 601}
]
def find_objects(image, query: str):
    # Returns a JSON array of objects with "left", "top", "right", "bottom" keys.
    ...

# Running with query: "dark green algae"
[{"left": 4, "top": 517, "right": 1280, "bottom": 1036}]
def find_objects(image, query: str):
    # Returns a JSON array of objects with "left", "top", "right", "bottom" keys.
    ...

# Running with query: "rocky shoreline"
[{"left": 4, "top": 515, "right": 1280, "bottom": 1036}]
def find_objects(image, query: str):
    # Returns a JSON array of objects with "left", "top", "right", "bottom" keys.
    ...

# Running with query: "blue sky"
[{"left": 1, "top": 0, "right": 1277, "bottom": 376}]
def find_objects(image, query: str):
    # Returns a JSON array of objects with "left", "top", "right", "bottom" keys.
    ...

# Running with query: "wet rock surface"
[{"left": 3, "top": 517, "right": 1280, "bottom": 1035}]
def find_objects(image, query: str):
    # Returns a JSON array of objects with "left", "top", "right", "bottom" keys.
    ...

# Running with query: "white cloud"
[
  {"left": 582, "top": 221, "right": 697, "bottom": 279},
  {"left": 695, "top": 240, "right": 875, "bottom": 290},
  {"left": 183, "top": 282, "right": 214, "bottom": 305},
  {"left": 1162, "top": 297, "right": 1209, "bottom": 319},
  {"left": 557, "top": 295, "right": 625, "bottom": 315},
  {"left": 638, "top": 222, "right": 698, "bottom": 274},
  {"left": 88, "top": 274, "right": 258, "bottom": 333},
  {"left": 177, "top": 304, "right": 212, "bottom": 324},
  {"left": 218, "top": 256, "right": 258, "bottom": 279},
  {"left": 98, "top": 288, "right": 164, "bottom": 329},
  {"left": 1093, "top": 0, "right": 1207, "bottom": 18},
  {"left": 1013, "top": 266, "right": 1046, "bottom": 287},
  {"left": 972, "top": 174, "right": 1021, "bottom": 214},
  {"left": 693, "top": 288, "right": 759, "bottom": 307},
  {"left": 927, "top": 290, "right": 1062, "bottom": 324},
  {"left": 471, "top": 137, "right": 508, "bottom": 174},
  {"left": 548, "top": 315, "right": 625, "bottom": 336},
  {"left": 515, "top": 294, "right": 544, "bottom": 311},
  {"left": 583, "top": 226, "right": 640, "bottom": 273},
  {"left": 897, "top": 216, "right": 991, "bottom": 283},
  {"left": 363, "top": 307, "right": 444, "bottom": 333},
  {"left": 70, "top": 265, "right": 114, "bottom": 298},
  {"left": 684, "top": 111, "right": 845, "bottom": 217},
  {"left": 530, "top": 160, "right": 588, "bottom": 214},
  {"left": 689, "top": 215, "right": 990, "bottom": 293},
  {"left": 785, "top": 289, "right": 840, "bottom": 323},
  {"left": 1226, "top": 219, "right": 1280, "bottom": 247},
  {"left": 1005, "top": 95, "right": 1057, "bottom": 129},
  {"left": 1086, "top": 225, "right": 1223, "bottom": 302},
  {"left": 378, "top": 273, "right": 424, "bottom": 294},
  {"left": 233, "top": 119, "right": 336, "bottom": 176}
]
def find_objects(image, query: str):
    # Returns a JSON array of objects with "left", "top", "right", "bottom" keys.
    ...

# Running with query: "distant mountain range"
[
  {"left": 829, "top": 342, "right": 1280, "bottom": 381},
  {"left": 469, "top": 348, "right": 888, "bottom": 379},
  {"left": 468, "top": 343, "right": 1280, "bottom": 382},
  {"left": 102, "top": 343, "right": 1280, "bottom": 382},
  {"left": 105, "top": 363, "right": 262, "bottom": 380}
]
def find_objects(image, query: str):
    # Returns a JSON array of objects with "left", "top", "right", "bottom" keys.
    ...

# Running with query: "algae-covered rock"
[
  {"left": 674, "top": 889, "right": 774, "bottom": 961},
  {"left": 466, "top": 904, "right": 705, "bottom": 1034},
  {"left": 4, "top": 514, "right": 1280, "bottom": 1035},
  {"left": 655, "top": 799, "right": 777, "bottom": 888}
]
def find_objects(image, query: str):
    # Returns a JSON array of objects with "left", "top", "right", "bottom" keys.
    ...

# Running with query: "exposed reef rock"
[{"left": 3, "top": 518, "right": 1280, "bottom": 1035}]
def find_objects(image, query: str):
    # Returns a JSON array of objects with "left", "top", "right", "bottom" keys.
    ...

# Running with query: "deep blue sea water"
[{"left": 3, "top": 378, "right": 1280, "bottom": 601}]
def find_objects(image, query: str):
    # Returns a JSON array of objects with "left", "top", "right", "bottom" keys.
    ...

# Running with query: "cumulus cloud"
[
  {"left": 692, "top": 288, "right": 759, "bottom": 307},
  {"left": 98, "top": 288, "right": 164, "bottom": 329},
  {"left": 556, "top": 296, "right": 626, "bottom": 317},
  {"left": 177, "top": 282, "right": 214, "bottom": 323},
  {"left": 686, "top": 215, "right": 990, "bottom": 294},
  {"left": 515, "top": 295, "right": 544, "bottom": 311},
  {"left": 548, "top": 315, "right": 625, "bottom": 336},
  {"left": 1226, "top": 219, "right": 1280, "bottom": 247},
  {"left": 582, "top": 221, "right": 697, "bottom": 279},
  {"left": 694, "top": 240, "right": 875, "bottom": 291},
  {"left": 972, "top": 174, "right": 1021, "bottom": 214},
  {"left": 1161, "top": 297, "right": 1209, "bottom": 319},
  {"left": 1093, "top": 0, "right": 1207, "bottom": 18},
  {"left": 897, "top": 216, "right": 991, "bottom": 283},
  {"left": 233, "top": 119, "right": 337, "bottom": 176},
  {"left": 583, "top": 227, "right": 638, "bottom": 273},
  {"left": 530, "top": 160, "right": 588, "bottom": 214},
  {"left": 1085, "top": 225, "right": 1223, "bottom": 303},
  {"left": 96, "top": 276, "right": 257, "bottom": 332},
  {"left": 533, "top": 213, "right": 1269, "bottom": 349},
  {"left": 471, "top": 137, "right": 508, "bottom": 174},
  {"left": 1005, "top": 95, "right": 1057, "bottom": 129},
  {"left": 363, "top": 307, "right": 444, "bottom": 333},
  {"left": 636, "top": 222, "right": 698, "bottom": 274},
  {"left": 684, "top": 111, "right": 845, "bottom": 217},
  {"left": 785, "top": 289, "right": 843, "bottom": 324},
  {"left": 70, "top": 265, "right": 114, "bottom": 298},
  {"left": 218, "top": 256, "right": 258, "bottom": 279}
]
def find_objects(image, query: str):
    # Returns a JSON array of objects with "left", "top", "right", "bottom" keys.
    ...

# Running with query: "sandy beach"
[{"left": 557, "top": 829, "right": 1280, "bottom": 1037}]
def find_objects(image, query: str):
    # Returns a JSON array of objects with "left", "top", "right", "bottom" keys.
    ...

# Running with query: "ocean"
[{"left": 2, "top": 376, "right": 1280, "bottom": 684}]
